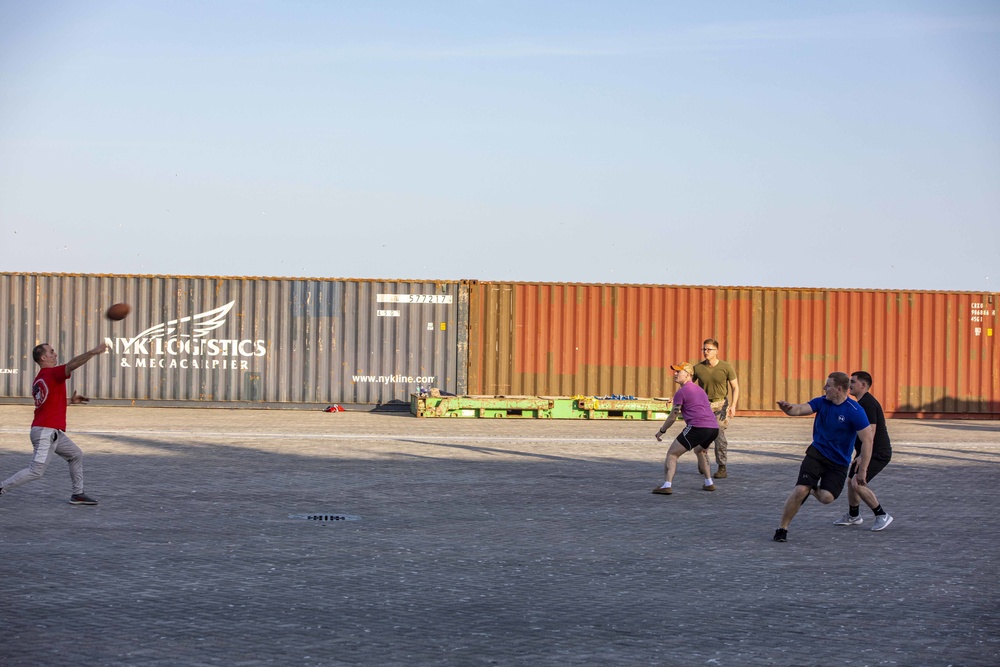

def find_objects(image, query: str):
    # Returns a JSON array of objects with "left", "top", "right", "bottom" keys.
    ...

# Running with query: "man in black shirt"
[{"left": 835, "top": 371, "right": 893, "bottom": 531}]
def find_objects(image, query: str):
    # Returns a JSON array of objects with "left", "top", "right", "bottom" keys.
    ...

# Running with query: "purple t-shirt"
[{"left": 673, "top": 381, "right": 719, "bottom": 428}]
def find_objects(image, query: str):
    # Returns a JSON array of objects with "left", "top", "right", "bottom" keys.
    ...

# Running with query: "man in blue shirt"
[{"left": 772, "top": 372, "right": 874, "bottom": 542}]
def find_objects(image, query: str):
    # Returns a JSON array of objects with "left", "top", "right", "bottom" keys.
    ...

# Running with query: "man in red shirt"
[{"left": 0, "top": 341, "right": 108, "bottom": 504}]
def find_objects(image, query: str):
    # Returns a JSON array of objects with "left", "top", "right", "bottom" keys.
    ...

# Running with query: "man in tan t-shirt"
[{"left": 691, "top": 338, "right": 739, "bottom": 478}]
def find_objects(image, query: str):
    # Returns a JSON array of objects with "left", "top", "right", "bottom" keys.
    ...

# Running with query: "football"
[{"left": 106, "top": 303, "right": 131, "bottom": 321}]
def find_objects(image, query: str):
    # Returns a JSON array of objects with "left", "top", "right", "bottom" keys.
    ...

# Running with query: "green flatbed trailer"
[{"left": 410, "top": 394, "right": 672, "bottom": 420}]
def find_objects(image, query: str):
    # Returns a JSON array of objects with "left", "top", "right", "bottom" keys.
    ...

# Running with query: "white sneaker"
[
  {"left": 833, "top": 513, "right": 863, "bottom": 526},
  {"left": 871, "top": 514, "right": 894, "bottom": 531}
]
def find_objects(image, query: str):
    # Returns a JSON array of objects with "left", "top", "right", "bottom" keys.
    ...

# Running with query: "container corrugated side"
[
  {"left": 0, "top": 273, "right": 464, "bottom": 405},
  {"left": 467, "top": 282, "right": 999, "bottom": 417}
]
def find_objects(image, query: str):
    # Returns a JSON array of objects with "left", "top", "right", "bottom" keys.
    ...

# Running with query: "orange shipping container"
[{"left": 466, "top": 282, "right": 999, "bottom": 418}]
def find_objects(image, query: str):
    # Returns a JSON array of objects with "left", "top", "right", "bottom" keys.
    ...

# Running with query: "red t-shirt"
[{"left": 31, "top": 365, "right": 69, "bottom": 430}]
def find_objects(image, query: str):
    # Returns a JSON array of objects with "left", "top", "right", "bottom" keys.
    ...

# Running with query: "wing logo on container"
[{"left": 104, "top": 301, "right": 267, "bottom": 370}]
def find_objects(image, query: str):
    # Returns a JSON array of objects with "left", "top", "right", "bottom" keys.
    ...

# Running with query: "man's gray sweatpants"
[{"left": 1, "top": 427, "right": 85, "bottom": 495}]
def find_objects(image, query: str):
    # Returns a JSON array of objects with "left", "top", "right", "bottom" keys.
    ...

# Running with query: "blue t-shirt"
[{"left": 807, "top": 396, "right": 870, "bottom": 466}]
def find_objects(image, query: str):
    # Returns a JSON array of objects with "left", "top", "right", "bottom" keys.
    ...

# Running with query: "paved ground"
[{"left": 1, "top": 405, "right": 998, "bottom": 666}]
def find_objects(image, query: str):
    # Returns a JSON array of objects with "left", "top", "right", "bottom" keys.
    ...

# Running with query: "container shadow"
[{"left": 1, "top": 418, "right": 998, "bottom": 667}]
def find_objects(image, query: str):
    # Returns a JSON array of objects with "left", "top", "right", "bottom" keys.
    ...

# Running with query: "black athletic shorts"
[
  {"left": 677, "top": 426, "right": 719, "bottom": 451},
  {"left": 796, "top": 445, "right": 849, "bottom": 499},
  {"left": 848, "top": 455, "right": 891, "bottom": 481}
]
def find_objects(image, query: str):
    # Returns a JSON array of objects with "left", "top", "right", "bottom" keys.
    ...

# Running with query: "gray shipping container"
[{"left": 0, "top": 273, "right": 466, "bottom": 406}]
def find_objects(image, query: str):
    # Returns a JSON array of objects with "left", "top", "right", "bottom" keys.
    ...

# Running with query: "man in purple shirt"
[{"left": 652, "top": 362, "right": 720, "bottom": 495}]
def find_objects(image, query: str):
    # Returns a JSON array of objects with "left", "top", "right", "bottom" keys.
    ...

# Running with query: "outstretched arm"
[
  {"left": 776, "top": 400, "right": 814, "bottom": 417},
  {"left": 655, "top": 405, "right": 681, "bottom": 442},
  {"left": 65, "top": 343, "right": 109, "bottom": 376}
]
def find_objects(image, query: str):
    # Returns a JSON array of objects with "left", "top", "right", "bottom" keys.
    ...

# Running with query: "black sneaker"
[
  {"left": 69, "top": 493, "right": 98, "bottom": 505},
  {"left": 772, "top": 528, "right": 788, "bottom": 542}
]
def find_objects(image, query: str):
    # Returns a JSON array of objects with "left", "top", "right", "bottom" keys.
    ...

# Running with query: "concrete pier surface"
[{"left": 1, "top": 406, "right": 998, "bottom": 666}]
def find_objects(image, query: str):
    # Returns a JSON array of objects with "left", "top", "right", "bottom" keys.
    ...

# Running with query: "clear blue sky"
[{"left": 2, "top": 1, "right": 998, "bottom": 291}]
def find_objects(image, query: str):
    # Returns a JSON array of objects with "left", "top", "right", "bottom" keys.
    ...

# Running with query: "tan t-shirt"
[{"left": 691, "top": 359, "right": 736, "bottom": 402}]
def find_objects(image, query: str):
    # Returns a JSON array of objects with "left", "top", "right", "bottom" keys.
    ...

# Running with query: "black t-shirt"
[{"left": 855, "top": 391, "right": 891, "bottom": 460}]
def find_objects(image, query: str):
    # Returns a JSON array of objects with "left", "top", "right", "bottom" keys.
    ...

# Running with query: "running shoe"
[
  {"left": 833, "top": 513, "right": 864, "bottom": 526},
  {"left": 69, "top": 493, "right": 98, "bottom": 505},
  {"left": 773, "top": 528, "right": 788, "bottom": 542},
  {"left": 871, "top": 514, "right": 893, "bottom": 531}
]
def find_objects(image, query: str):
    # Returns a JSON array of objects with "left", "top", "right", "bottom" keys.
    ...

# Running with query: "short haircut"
[
  {"left": 702, "top": 338, "right": 719, "bottom": 349},
  {"left": 828, "top": 371, "right": 850, "bottom": 391},
  {"left": 32, "top": 343, "right": 48, "bottom": 364},
  {"left": 851, "top": 371, "right": 873, "bottom": 388}
]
